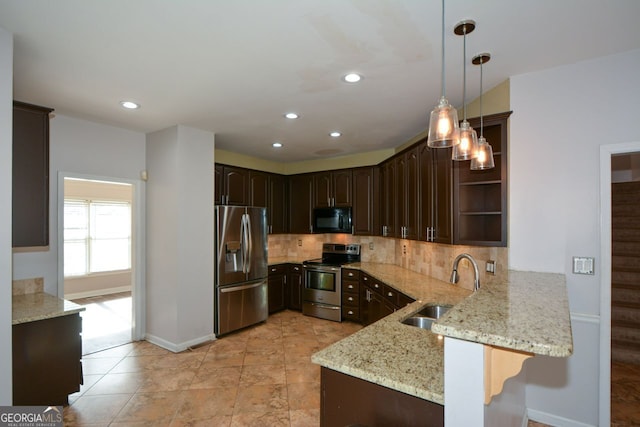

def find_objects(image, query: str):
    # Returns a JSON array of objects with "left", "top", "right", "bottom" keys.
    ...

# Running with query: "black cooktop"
[{"left": 303, "top": 243, "right": 361, "bottom": 266}]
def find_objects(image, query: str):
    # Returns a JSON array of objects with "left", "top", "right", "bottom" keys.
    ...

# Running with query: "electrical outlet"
[
  {"left": 297, "top": 239, "right": 302, "bottom": 247},
  {"left": 369, "top": 242, "right": 374, "bottom": 250},
  {"left": 403, "top": 245, "right": 407, "bottom": 255},
  {"left": 486, "top": 260, "right": 496, "bottom": 275},
  {"left": 573, "top": 256, "right": 594, "bottom": 275}
]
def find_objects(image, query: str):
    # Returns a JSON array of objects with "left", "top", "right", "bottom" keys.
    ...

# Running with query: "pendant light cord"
[
  {"left": 479, "top": 57, "right": 484, "bottom": 138},
  {"left": 462, "top": 27, "right": 467, "bottom": 122},
  {"left": 440, "top": 0, "right": 446, "bottom": 99}
]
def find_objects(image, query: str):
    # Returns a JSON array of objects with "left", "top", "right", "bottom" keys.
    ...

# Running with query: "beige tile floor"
[
  {"left": 64, "top": 306, "right": 640, "bottom": 426},
  {"left": 64, "top": 310, "right": 362, "bottom": 426}
]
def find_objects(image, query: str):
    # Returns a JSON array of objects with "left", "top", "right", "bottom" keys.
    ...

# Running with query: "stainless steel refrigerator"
[{"left": 214, "top": 205, "right": 268, "bottom": 336}]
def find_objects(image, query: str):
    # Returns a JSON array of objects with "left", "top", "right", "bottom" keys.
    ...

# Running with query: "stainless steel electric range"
[{"left": 302, "top": 243, "right": 361, "bottom": 322}]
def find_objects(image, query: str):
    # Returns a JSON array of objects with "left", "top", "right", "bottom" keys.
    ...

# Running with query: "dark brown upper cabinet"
[
  {"left": 453, "top": 111, "right": 511, "bottom": 247},
  {"left": 395, "top": 147, "right": 420, "bottom": 240},
  {"left": 419, "top": 142, "right": 453, "bottom": 244},
  {"left": 249, "top": 170, "right": 269, "bottom": 207},
  {"left": 215, "top": 164, "right": 250, "bottom": 205},
  {"left": 12, "top": 101, "right": 54, "bottom": 248},
  {"left": 268, "top": 173, "right": 288, "bottom": 234},
  {"left": 380, "top": 159, "right": 397, "bottom": 237},
  {"left": 352, "top": 166, "right": 380, "bottom": 236},
  {"left": 288, "top": 173, "right": 314, "bottom": 234},
  {"left": 313, "top": 170, "right": 352, "bottom": 208}
]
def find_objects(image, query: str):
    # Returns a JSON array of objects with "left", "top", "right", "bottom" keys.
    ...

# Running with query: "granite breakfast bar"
[{"left": 311, "top": 263, "right": 573, "bottom": 427}]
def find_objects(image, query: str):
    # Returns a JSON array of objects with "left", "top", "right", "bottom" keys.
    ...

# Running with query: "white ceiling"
[{"left": 1, "top": 0, "right": 639, "bottom": 162}]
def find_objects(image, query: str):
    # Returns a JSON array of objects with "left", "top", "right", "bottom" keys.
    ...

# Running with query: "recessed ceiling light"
[
  {"left": 330, "top": 131, "right": 342, "bottom": 138},
  {"left": 272, "top": 142, "right": 283, "bottom": 148},
  {"left": 342, "top": 73, "right": 362, "bottom": 83},
  {"left": 120, "top": 101, "right": 140, "bottom": 109},
  {"left": 284, "top": 112, "right": 299, "bottom": 119}
]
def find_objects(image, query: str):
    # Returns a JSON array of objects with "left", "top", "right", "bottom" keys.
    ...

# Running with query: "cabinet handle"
[
  {"left": 387, "top": 292, "right": 393, "bottom": 297},
  {"left": 363, "top": 276, "right": 368, "bottom": 281},
  {"left": 348, "top": 284, "right": 354, "bottom": 289},
  {"left": 293, "top": 266, "right": 299, "bottom": 271},
  {"left": 348, "top": 296, "right": 354, "bottom": 302},
  {"left": 374, "top": 283, "right": 380, "bottom": 289},
  {"left": 348, "top": 272, "right": 353, "bottom": 277},
  {"left": 348, "top": 310, "right": 354, "bottom": 315},
  {"left": 271, "top": 268, "right": 277, "bottom": 272}
]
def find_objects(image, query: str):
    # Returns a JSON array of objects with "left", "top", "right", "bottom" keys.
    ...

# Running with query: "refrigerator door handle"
[
  {"left": 240, "top": 213, "right": 248, "bottom": 274},
  {"left": 219, "top": 281, "right": 264, "bottom": 293},
  {"left": 245, "top": 213, "right": 253, "bottom": 273}
]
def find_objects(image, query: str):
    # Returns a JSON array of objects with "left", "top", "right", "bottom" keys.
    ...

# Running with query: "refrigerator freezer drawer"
[{"left": 215, "top": 279, "right": 268, "bottom": 336}]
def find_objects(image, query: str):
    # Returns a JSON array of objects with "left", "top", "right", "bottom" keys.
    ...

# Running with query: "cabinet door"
[
  {"left": 269, "top": 174, "right": 288, "bottom": 234},
  {"left": 223, "top": 166, "right": 250, "bottom": 206},
  {"left": 352, "top": 167, "right": 379, "bottom": 236},
  {"left": 404, "top": 148, "right": 420, "bottom": 240},
  {"left": 332, "top": 170, "right": 352, "bottom": 207},
  {"left": 214, "top": 164, "right": 223, "bottom": 205},
  {"left": 419, "top": 142, "right": 453, "bottom": 244},
  {"left": 287, "top": 264, "right": 303, "bottom": 310},
  {"left": 249, "top": 170, "right": 269, "bottom": 208},
  {"left": 313, "top": 172, "right": 332, "bottom": 208},
  {"left": 380, "top": 160, "right": 396, "bottom": 237},
  {"left": 12, "top": 101, "right": 53, "bottom": 248},
  {"left": 289, "top": 174, "right": 314, "bottom": 234},
  {"left": 268, "top": 265, "right": 287, "bottom": 313}
]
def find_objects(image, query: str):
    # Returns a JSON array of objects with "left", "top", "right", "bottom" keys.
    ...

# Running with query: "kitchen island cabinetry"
[
  {"left": 313, "top": 169, "right": 352, "bottom": 208},
  {"left": 12, "top": 101, "right": 54, "bottom": 248},
  {"left": 360, "top": 271, "right": 415, "bottom": 326},
  {"left": 321, "top": 367, "right": 444, "bottom": 427}
]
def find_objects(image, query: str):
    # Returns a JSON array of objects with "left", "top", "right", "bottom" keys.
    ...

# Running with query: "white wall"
[
  {"left": 146, "top": 125, "right": 214, "bottom": 351},
  {"left": 12, "top": 114, "right": 146, "bottom": 295},
  {"left": 0, "top": 25, "right": 13, "bottom": 405},
  {"left": 510, "top": 49, "right": 640, "bottom": 425}
]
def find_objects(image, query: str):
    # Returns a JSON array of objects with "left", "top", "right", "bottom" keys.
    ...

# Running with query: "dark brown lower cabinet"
[
  {"left": 13, "top": 313, "right": 83, "bottom": 406},
  {"left": 287, "top": 264, "right": 303, "bottom": 311},
  {"left": 268, "top": 264, "right": 287, "bottom": 313},
  {"left": 321, "top": 367, "right": 444, "bottom": 427}
]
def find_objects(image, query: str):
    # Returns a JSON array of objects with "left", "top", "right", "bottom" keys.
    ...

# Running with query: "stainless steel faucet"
[{"left": 450, "top": 253, "right": 480, "bottom": 291}]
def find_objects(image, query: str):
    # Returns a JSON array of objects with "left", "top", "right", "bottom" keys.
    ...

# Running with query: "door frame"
[
  {"left": 599, "top": 141, "right": 640, "bottom": 427},
  {"left": 57, "top": 172, "right": 146, "bottom": 341}
]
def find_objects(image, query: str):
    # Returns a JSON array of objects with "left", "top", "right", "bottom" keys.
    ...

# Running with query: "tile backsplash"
[{"left": 268, "top": 234, "right": 507, "bottom": 291}]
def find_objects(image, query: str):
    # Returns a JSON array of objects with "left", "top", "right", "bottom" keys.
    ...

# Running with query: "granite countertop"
[
  {"left": 311, "top": 263, "right": 573, "bottom": 405},
  {"left": 13, "top": 292, "right": 85, "bottom": 325}
]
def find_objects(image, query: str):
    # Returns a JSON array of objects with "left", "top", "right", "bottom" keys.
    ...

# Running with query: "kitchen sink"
[{"left": 401, "top": 303, "right": 452, "bottom": 330}]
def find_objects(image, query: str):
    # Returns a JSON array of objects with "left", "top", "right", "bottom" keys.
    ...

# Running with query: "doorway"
[
  {"left": 57, "top": 173, "right": 145, "bottom": 355},
  {"left": 600, "top": 143, "right": 640, "bottom": 427}
]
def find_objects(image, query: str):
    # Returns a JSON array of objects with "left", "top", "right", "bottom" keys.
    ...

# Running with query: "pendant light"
[
  {"left": 452, "top": 20, "right": 478, "bottom": 161},
  {"left": 427, "top": 0, "right": 459, "bottom": 148},
  {"left": 470, "top": 52, "right": 495, "bottom": 170}
]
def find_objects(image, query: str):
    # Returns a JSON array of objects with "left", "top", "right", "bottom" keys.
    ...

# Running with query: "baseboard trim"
[
  {"left": 65, "top": 286, "right": 132, "bottom": 300},
  {"left": 527, "top": 408, "right": 596, "bottom": 427},
  {"left": 145, "top": 333, "right": 216, "bottom": 353}
]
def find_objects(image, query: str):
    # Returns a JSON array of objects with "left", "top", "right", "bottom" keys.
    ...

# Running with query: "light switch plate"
[{"left": 573, "top": 256, "right": 595, "bottom": 275}]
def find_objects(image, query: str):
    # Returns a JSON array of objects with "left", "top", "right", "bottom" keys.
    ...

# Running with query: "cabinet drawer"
[
  {"left": 343, "top": 293, "right": 359, "bottom": 306},
  {"left": 343, "top": 280, "right": 360, "bottom": 293},
  {"left": 342, "top": 306, "right": 360, "bottom": 320},
  {"left": 343, "top": 269, "right": 360, "bottom": 280},
  {"left": 269, "top": 264, "right": 287, "bottom": 275}
]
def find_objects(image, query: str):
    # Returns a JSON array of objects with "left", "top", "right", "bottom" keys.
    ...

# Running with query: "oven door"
[{"left": 303, "top": 265, "right": 341, "bottom": 306}]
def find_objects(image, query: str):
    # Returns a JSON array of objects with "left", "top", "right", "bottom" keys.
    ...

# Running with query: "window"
[{"left": 64, "top": 199, "right": 131, "bottom": 276}]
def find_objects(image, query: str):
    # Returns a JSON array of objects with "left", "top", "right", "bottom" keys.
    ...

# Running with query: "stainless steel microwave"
[{"left": 312, "top": 207, "right": 352, "bottom": 233}]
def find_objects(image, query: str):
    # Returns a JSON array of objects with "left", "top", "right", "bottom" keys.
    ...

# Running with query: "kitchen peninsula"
[{"left": 311, "top": 263, "right": 573, "bottom": 427}]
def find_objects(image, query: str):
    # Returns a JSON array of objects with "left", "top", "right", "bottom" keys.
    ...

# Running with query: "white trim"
[
  {"left": 599, "top": 141, "right": 640, "bottom": 427},
  {"left": 528, "top": 408, "right": 596, "bottom": 427},
  {"left": 58, "top": 172, "right": 146, "bottom": 342},
  {"left": 570, "top": 312, "right": 600, "bottom": 324},
  {"left": 145, "top": 333, "right": 216, "bottom": 354},
  {"left": 64, "top": 285, "right": 131, "bottom": 301}
]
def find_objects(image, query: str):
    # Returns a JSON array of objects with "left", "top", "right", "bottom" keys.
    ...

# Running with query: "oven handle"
[{"left": 307, "top": 302, "right": 340, "bottom": 310}]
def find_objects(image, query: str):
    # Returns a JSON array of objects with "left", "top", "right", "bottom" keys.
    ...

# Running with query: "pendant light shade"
[
  {"left": 470, "top": 52, "right": 495, "bottom": 170},
  {"left": 470, "top": 136, "right": 495, "bottom": 170},
  {"left": 452, "top": 20, "right": 478, "bottom": 161},
  {"left": 427, "top": 0, "right": 459, "bottom": 148}
]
